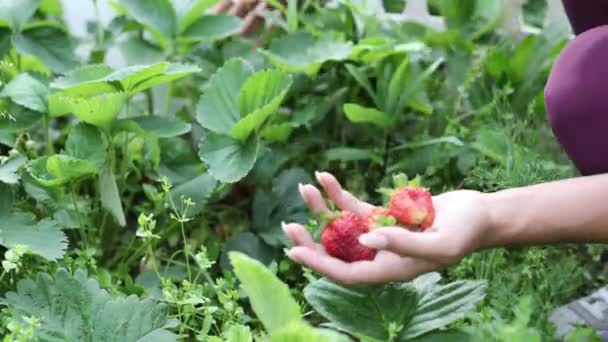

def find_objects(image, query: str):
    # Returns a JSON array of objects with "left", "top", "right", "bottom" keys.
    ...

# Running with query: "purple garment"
[{"left": 544, "top": 1, "right": 608, "bottom": 175}]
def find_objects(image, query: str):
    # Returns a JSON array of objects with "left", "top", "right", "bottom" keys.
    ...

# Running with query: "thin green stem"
[
  {"left": 71, "top": 185, "right": 88, "bottom": 250},
  {"left": 92, "top": 0, "right": 104, "bottom": 48},
  {"left": 43, "top": 115, "right": 54, "bottom": 155},
  {"left": 163, "top": 82, "right": 173, "bottom": 115},
  {"left": 180, "top": 221, "right": 191, "bottom": 282},
  {"left": 147, "top": 243, "right": 161, "bottom": 279},
  {"left": 119, "top": 100, "right": 131, "bottom": 188},
  {"left": 0, "top": 270, "right": 6, "bottom": 283}
]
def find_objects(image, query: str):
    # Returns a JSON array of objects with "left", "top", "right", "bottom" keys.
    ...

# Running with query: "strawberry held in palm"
[{"left": 320, "top": 211, "right": 376, "bottom": 262}]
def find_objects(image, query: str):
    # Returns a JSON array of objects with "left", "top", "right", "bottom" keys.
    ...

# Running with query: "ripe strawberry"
[
  {"left": 388, "top": 187, "right": 435, "bottom": 229},
  {"left": 362, "top": 207, "right": 397, "bottom": 231},
  {"left": 320, "top": 211, "right": 376, "bottom": 262}
]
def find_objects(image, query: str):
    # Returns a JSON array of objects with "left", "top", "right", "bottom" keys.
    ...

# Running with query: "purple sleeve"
[
  {"left": 544, "top": 25, "right": 608, "bottom": 175},
  {"left": 561, "top": 0, "right": 608, "bottom": 34}
]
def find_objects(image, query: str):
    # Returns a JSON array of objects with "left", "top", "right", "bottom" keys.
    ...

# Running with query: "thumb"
[{"left": 358, "top": 227, "right": 463, "bottom": 262}]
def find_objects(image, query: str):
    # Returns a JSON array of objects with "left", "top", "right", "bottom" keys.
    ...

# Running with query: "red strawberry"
[
  {"left": 362, "top": 207, "right": 397, "bottom": 231},
  {"left": 321, "top": 211, "right": 376, "bottom": 262},
  {"left": 388, "top": 187, "right": 435, "bottom": 230}
]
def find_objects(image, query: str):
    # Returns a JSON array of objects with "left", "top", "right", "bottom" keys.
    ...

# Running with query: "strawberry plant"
[{"left": 0, "top": 0, "right": 601, "bottom": 340}]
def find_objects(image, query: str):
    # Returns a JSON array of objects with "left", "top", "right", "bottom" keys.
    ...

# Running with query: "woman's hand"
[
  {"left": 283, "top": 171, "right": 494, "bottom": 285},
  {"left": 211, "top": 0, "right": 267, "bottom": 36}
]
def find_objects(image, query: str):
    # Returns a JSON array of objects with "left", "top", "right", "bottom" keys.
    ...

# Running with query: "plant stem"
[
  {"left": 71, "top": 185, "right": 88, "bottom": 250},
  {"left": 43, "top": 115, "right": 54, "bottom": 155},
  {"left": 180, "top": 221, "right": 191, "bottom": 282},
  {"left": 92, "top": 0, "right": 104, "bottom": 48},
  {"left": 119, "top": 99, "right": 131, "bottom": 188},
  {"left": 164, "top": 82, "right": 173, "bottom": 115},
  {"left": 147, "top": 243, "right": 161, "bottom": 279}
]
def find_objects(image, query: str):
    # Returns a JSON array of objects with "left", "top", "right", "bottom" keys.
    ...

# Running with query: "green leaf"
[
  {"left": 270, "top": 322, "right": 330, "bottom": 342},
  {"left": 129, "top": 63, "right": 201, "bottom": 94},
  {"left": 196, "top": 58, "right": 254, "bottom": 135},
  {"left": 98, "top": 163, "right": 126, "bottom": 227},
  {"left": 0, "top": 73, "right": 49, "bottom": 112},
  {"left": 223, "top": 324, "right": 253, "bottom": 342},
  {"left": 167, "top": 173, "right": 217, "bottom": 217},
  {"left": 304, "top": 279, "right": 418, "bottom": 341},
  {"left": 12, "top": 25, "right": 78, "bottom": 73},
  {"left": 220, "top": 232, "right": 277, "bottom": 272},
  {"left": 65, "top": 123, "right": 106, "bottom": 169},
  {"left": 0, "top": 101, "right": 42, "bottom": 131},
  {"left": 27, "top": 155, "right": 97, "bottom": 187},
  {"left": 0, "top": 156, "right": 26, "bottom": 184},
  {"left": 173, "top": 0, "right": 220, "bottom": 32},
  {"left": 344, "top": 64, "right": 379, "bottom": 107},
  {"left": 0, "top": 212, "right": 67, "bottom": 260},
  {"left": 0, "top": 0, "right": 40, "bottom": 31},
  {"left": 50, "top": 64, "right": 116, "bottom": 97},
  {"left": 385, "top": 57, "right": 410, "bottom": 115},
  {"left": 260, "top": 123, "right": 293, "bottom": 143},
  {"left": 231, "top": 69, "right": 292, "bottom": 142},
  {"left": 198, "top": 132, "right": 259, "bottom": 183},
  {"left": 5, "top": 268, "right": 176, "bottom": 341},
  {"left": 0, "top": 183, "right": 12, "bottom": 217},
  {"left": 402, "top": 274, "right": 486, "bottom": 339},
  {"left": 260, "top": 31, "right": 353, "bottom": 75},
  {"left": 119, "top": 0, "right": 177, "bottom": 39},
  {"left": 252, "top": 168, "right": 310, "bottom": 246},
  {"left": 48, "top": 92, "right": 127, "bottom": 128},
  {"left": 180, "top": 15, "right": 242, "bottom": 43},
  {"left": 0, "top": 27, "right": 11, "bottom": 57},
  {"left": 229, "top": 251, "right": 302, "bottom": 333},
  {"left": 343, "top": 103, "right": 392, "bottom": 128},
  {"left": 121, "top": 116, "right": 192, "bottom": 138},
  {"left": 324, "top": 147, "right": 383, "bottom": 165}
]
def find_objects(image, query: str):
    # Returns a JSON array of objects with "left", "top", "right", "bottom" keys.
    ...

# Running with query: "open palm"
[{"left": 283, "top": 172, "right": 492, "bottom": 285}]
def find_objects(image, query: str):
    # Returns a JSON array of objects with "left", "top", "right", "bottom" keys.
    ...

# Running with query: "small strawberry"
[
  {"left": 380, "top": 174, "right": 435, "bottom": 230},
  {"left": 362, "top": 207, "right": 397, "bottom": 231},
  {"left": 320, "top": 211, "right": 376, "bottom": 262}
]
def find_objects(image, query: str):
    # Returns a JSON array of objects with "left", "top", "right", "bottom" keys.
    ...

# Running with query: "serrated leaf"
[
  {"left": 252, "top": 168, "right": 310, "bottom": 246},
  {"left": 0, "top": 0, "right": 40, "bottom": 31},
  {"left": 0, "top": 73, "right": 48, "bottom": 112},
  {"left": 12, "top": 25, "right": 78, "bottom": 74},
  {"left": 196, "top": 58, "right": 254, "bottom": 134},
  {"left": 65, "top": 123, "right": 107, "bottom": 169},
  {"left": 173, "top": 0, "right": 220, "bottom": 32},
  {"left": 231, "top": 70, "right": 292, "bottom": 142},
  {"left": 260, "top": 31, "right": 353, "bottom": 75},
  {"left": 119, "top": 0, "right": 177, "bottom": 39},
  {"left": 5, "top": 268, "right": 176, "bottom": 341},
  {"left": 180, "top": 15, "right": 242, "bottom": 43},
  {"left": 27, "top": 155, "right": 97, "bottom": 187},
  {"left": 129, "top": 63, "right": 201, "bottom": 94},
  {"left": 0, "top": 213, "right": 67, "bottom": 260},
  {"left": 198, "top": 132, "right": 258, "bottom": 183},
  {"left": 229, "top": 252, "right": 302, "bottom": 334},
  {"left": 0, "top": 156, "right": 26, "bottom": 184},
  {"left": 167, "top": 173, "right": 217, "bottom": 217},
  {"left": 48, "top": 92, "right": 127, "bottom": 128},
  {"left": 99, "top": 163, "right": 126, "bottom": 227},
  {"left": 119, "top": 116, "right": 192, "bottom": 138},
  {"left": 304, "top": 279, "right": 418, "bottom": 341},
  {"left": 0, "top": 183, "right": 13, "bottom": 217},
  {"left": 50, "top": 64, "right": 116, "bottom": 97},
  {"left": 343, "top": 103, "right": 392, "bottom": 128},
  {"left": 105, "top": 63, "right": 168, "bottom": 91},
  {"left": 0, "top": 101, "right": 42, "bottom": 131}
]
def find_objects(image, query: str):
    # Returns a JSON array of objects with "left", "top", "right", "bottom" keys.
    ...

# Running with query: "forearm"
[{"left": 483, "top": 173, "right": 608, "bottom": 248}]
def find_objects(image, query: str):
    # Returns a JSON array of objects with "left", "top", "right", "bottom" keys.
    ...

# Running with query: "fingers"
[
  {"left": 286, "top": 247, "right": 437, "bottom": 285},
  {"left": 211, "top": 0, "right": 232, "bottom": 13},
  {"left": 282, "top": 222, "right": 316, "bottom": 249},
  {"left": 299, "top": 183, "right": 331, "bottom": 215},
  {"left": 315, "top": 171, "right": 375, "bottom": 217},
  {"left": 358, "top": 227, "right": 466, "bottom": 263},
  {"left": 241, "top": 1, "right": 266, "bottom": 35}
]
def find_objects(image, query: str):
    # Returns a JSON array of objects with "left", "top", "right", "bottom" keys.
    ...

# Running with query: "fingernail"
[
  {"left": 281, "top": 221, "right": 288, "bottom": 234},
  {"left": 315, "top": 171, "right": 322, "bottom": 181},
  {"left": 286, "top": 249, "right": 301, "bottom": 263},
  {"left": 359, "top": 233, "right": 388, "bottom": 249},
  {"left": 298, "top": 183, "right": 304, "bottom": 194}
]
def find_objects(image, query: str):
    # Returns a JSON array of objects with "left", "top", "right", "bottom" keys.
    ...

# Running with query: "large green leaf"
[
  {"left": 220, "top": 232, "right": 277, "bottom": 272},
  {"left": 270, "top": 322, "right": 350, "bottom": 342},
  {"left": 118, "top": 116, "right": 192, "bottom": 138},
  {"left": 0, "top": 0, "right": 40, "bottom": 31},
  {"left": 304, "top": 273, "right": 486, "bottom": 341},
  {"left": 48, "top": 92, "right": 127, "bottom": 128},
  {"left": 27, "top": 155, "right": 97, "bottom": 187},
  {"left": 119, "top": 0, "right": 177, "bottom": 39},
  {"left": 98, "top": 164, "right": 126, "bottom": 227},
  {"left": 343, "top": 103, "right": 392, "bottom": 128},
  {"left": 196, "top": 58, "right": 254, "bottom": 135},
  {"left": 231, "top": 69, "right": 292, "bottom": 142},
  {"left": 0, "top": 101, "right": 42, "bottom": 131},
  {"left": 50, "top": 64, "right": 116, "bottom": 97},
  {"left": 173, "top": 0, "right": 220, "bottom": 32},
  {"left": 180, "top": 15, "right": 242, "bottom": 43},
  {"left": 129, "top": 63, "right": 201, "bottom": 94},
  {"left": 0, "top": 212, "right": 67, "bottom": 260},
  {"left": 198, "top": 132, "right": 258, "bottom": 183},
  {"left": 5, "top": 268, "right": 176, "bottom": 341},
  {"left": 0, "top": 156, "right": 26, "bottom": 184},
  {"left": 65, "top": 123, "right": 107, "bottom": 169},
  {"left": 0, "top": 183, "right": 11, "bottom": 217},
  {"left": 252, "top": 168, "right": 310, "bottom": 246},
  {"left": 260, "top": 31, "right": 353, "bottom": 75},
  {"left": 12, "top": 25, "right": 78, "bottom": 74},
  {"left": 0, "top": 73, "right": 49, "bottom": 112},
  {"left": 229, "top": 252, "right": 302, "bottom": 334},
  {"left": 167, "top": 173, "right": 217, "bottom": 216}
]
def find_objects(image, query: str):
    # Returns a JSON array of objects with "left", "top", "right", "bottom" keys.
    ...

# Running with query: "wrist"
[{"left": 479, "top": 188, "right": 522, "bottom": 249}]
